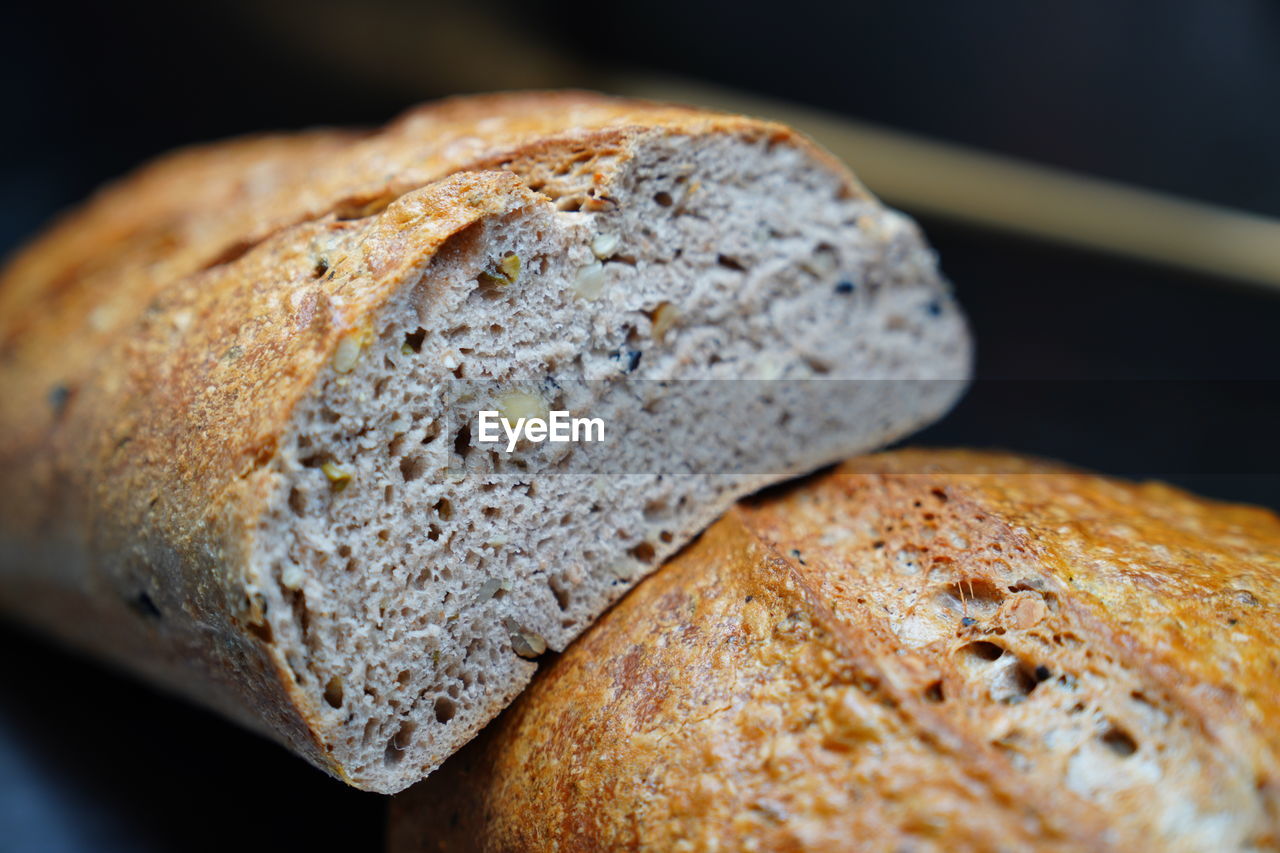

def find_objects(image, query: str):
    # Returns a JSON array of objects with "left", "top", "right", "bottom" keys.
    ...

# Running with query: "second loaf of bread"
[{"left": 391, "top": 449, "right": 1280, "bottom": 851}]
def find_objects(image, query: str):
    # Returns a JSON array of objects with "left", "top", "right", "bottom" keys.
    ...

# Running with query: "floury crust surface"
[{"left": 0, "top": 92, "right": 969, "bottom": 792}]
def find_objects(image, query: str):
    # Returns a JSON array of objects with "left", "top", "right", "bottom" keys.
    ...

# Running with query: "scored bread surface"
[
  {"left": 0, "top": 93, "right": 969, "bottom": 792},
  {"left": 392, "top": 449, "right": 1280, "bottom": 851}
]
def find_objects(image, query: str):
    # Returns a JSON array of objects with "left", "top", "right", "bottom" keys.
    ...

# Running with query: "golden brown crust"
[
  {"left": 0, "top": 92, "right": 863, "bottom": 784},
  {"left": 390, "top": 450, "right": 1280, "bottom": 851}
]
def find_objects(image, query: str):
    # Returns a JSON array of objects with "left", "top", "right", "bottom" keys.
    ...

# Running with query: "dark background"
[{"left": 2, "top": 1, "right": 1278, "bottom": 850}]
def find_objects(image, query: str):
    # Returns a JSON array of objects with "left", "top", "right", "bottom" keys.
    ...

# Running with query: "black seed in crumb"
[
  {"left": 1228, "top": 617, "right": 1239, "bottom": 626},
  {"left": 313, "top": 256, "right": 329, "bottom": 278},
  {"left": 1034, "top": 665, "right": 1052, "bottom": 681},
  {"left": 961, "top": 616, "right": 977, "bottom": 627},
  {"left": 745, "top": 595, "right": 754, "bottom": 603},
  {"left": 610, "top": 348, "right": 643, "bottom": 372},
  {"left": 48, "top": 383, "right": 71, "bottom": 414},
  {"left": 789, "top": 548, "right": 807, "bottom": 565},
  {"left": 834, "top": 280, "right": 856, "bottom": 294},
  {"left": 926, "top": 300, "right": 942, "bottom": 316}
]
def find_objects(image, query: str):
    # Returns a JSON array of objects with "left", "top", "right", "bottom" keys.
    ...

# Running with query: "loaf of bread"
[
  {"left": 0, "top": 93, "right": 969, "bottom": 792},
  {"left": 390, "top": 449, "right": 1280, "bottom": 850}
]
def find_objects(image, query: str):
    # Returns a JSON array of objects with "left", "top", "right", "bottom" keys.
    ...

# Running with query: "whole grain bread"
[
  {"left": 0, "top": 93, "right": 968, "bottom": 793},
  {"left": 390, "top": 449, "right": 1280, "bottom": 851}
]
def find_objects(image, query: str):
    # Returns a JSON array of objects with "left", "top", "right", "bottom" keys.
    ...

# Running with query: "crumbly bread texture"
[
  {"left": 391, "top": 449, "right": 1280, "bottom": 851},
  {"left": 0, "top": 93, "right": 968, "bottom": 793}
]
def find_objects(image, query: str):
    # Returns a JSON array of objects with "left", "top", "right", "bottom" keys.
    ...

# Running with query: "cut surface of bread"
[
  {"left": 0, "top": 93, "right": 968, "bottom": 792},
  {"left": 391, "top": 449, "right": 1280, "bottom": 850}
]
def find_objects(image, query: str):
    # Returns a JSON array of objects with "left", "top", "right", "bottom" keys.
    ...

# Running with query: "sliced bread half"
[{"left": 0, "top": 93, "right": 969, "bottom": 792}]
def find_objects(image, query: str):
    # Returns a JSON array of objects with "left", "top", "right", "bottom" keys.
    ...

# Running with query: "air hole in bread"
[
  {"left": 1053, "top": 632, "right": 1082, "bottom": 648},
  {"left": 324, "top": 676, "right": 345, "bottom": 708},
  {"left": 642, "top": 498, "right": 670, "bottom": 523},
  {"left": 629, "top": 542, "right": 656, "bottom": 563},
  {"left": 937, "top": 578, "right": 1005, "bottom": 617},
  {"left": 402, "top": 327, "right": 426, "bottom": 353},
  {"left": 334, "top": 194, "right": 394, "bottom": 221},
  {"left": 452, "top": 424, "right": 471, "bottom": 462},
  {"left": 434, "top": 498, "right": 454, "bottom": 521},
  {"left": 958, "top": 641, "right": 1005, "bottom": 662},
  {"left": 992, "top": 661, "right": 1037, "bottom": 704},
  {"left": 1100, "top": 725, "right": 1138, "bottom": 757},
  {"left": 548, "top": 576, "right": 571, "bottom": 611},
  {"left": 385, "top": 722, "right": 415, "bottom": 765},
  {"left": 955, "top": 641, "right": 1040, "bottom": 703},
  {"left": 803, "top": 356, "right": 833, "bottom": 376},
  {"left": 894, "top": 546, "right": 923, "bottom": 574},
  {"left": 473, "top": 277, "right": 509, "bottom": 302},
  {"left": 400, "top": 454, "right": 427, "bottom": 482}
]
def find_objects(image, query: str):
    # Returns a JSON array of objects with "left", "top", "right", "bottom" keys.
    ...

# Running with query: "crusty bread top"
[
  {"left": 1, "top": 92, "right": 853, "bottom": 326},
  {"left": 391, "top": 449, "right": 1280, "bottom": 851},
  {"left": 836, "top": 448, "right": 1280, "bottom": 746},
  {"left": 0, "top": 91, "right": 856, "bottom": 535}
]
